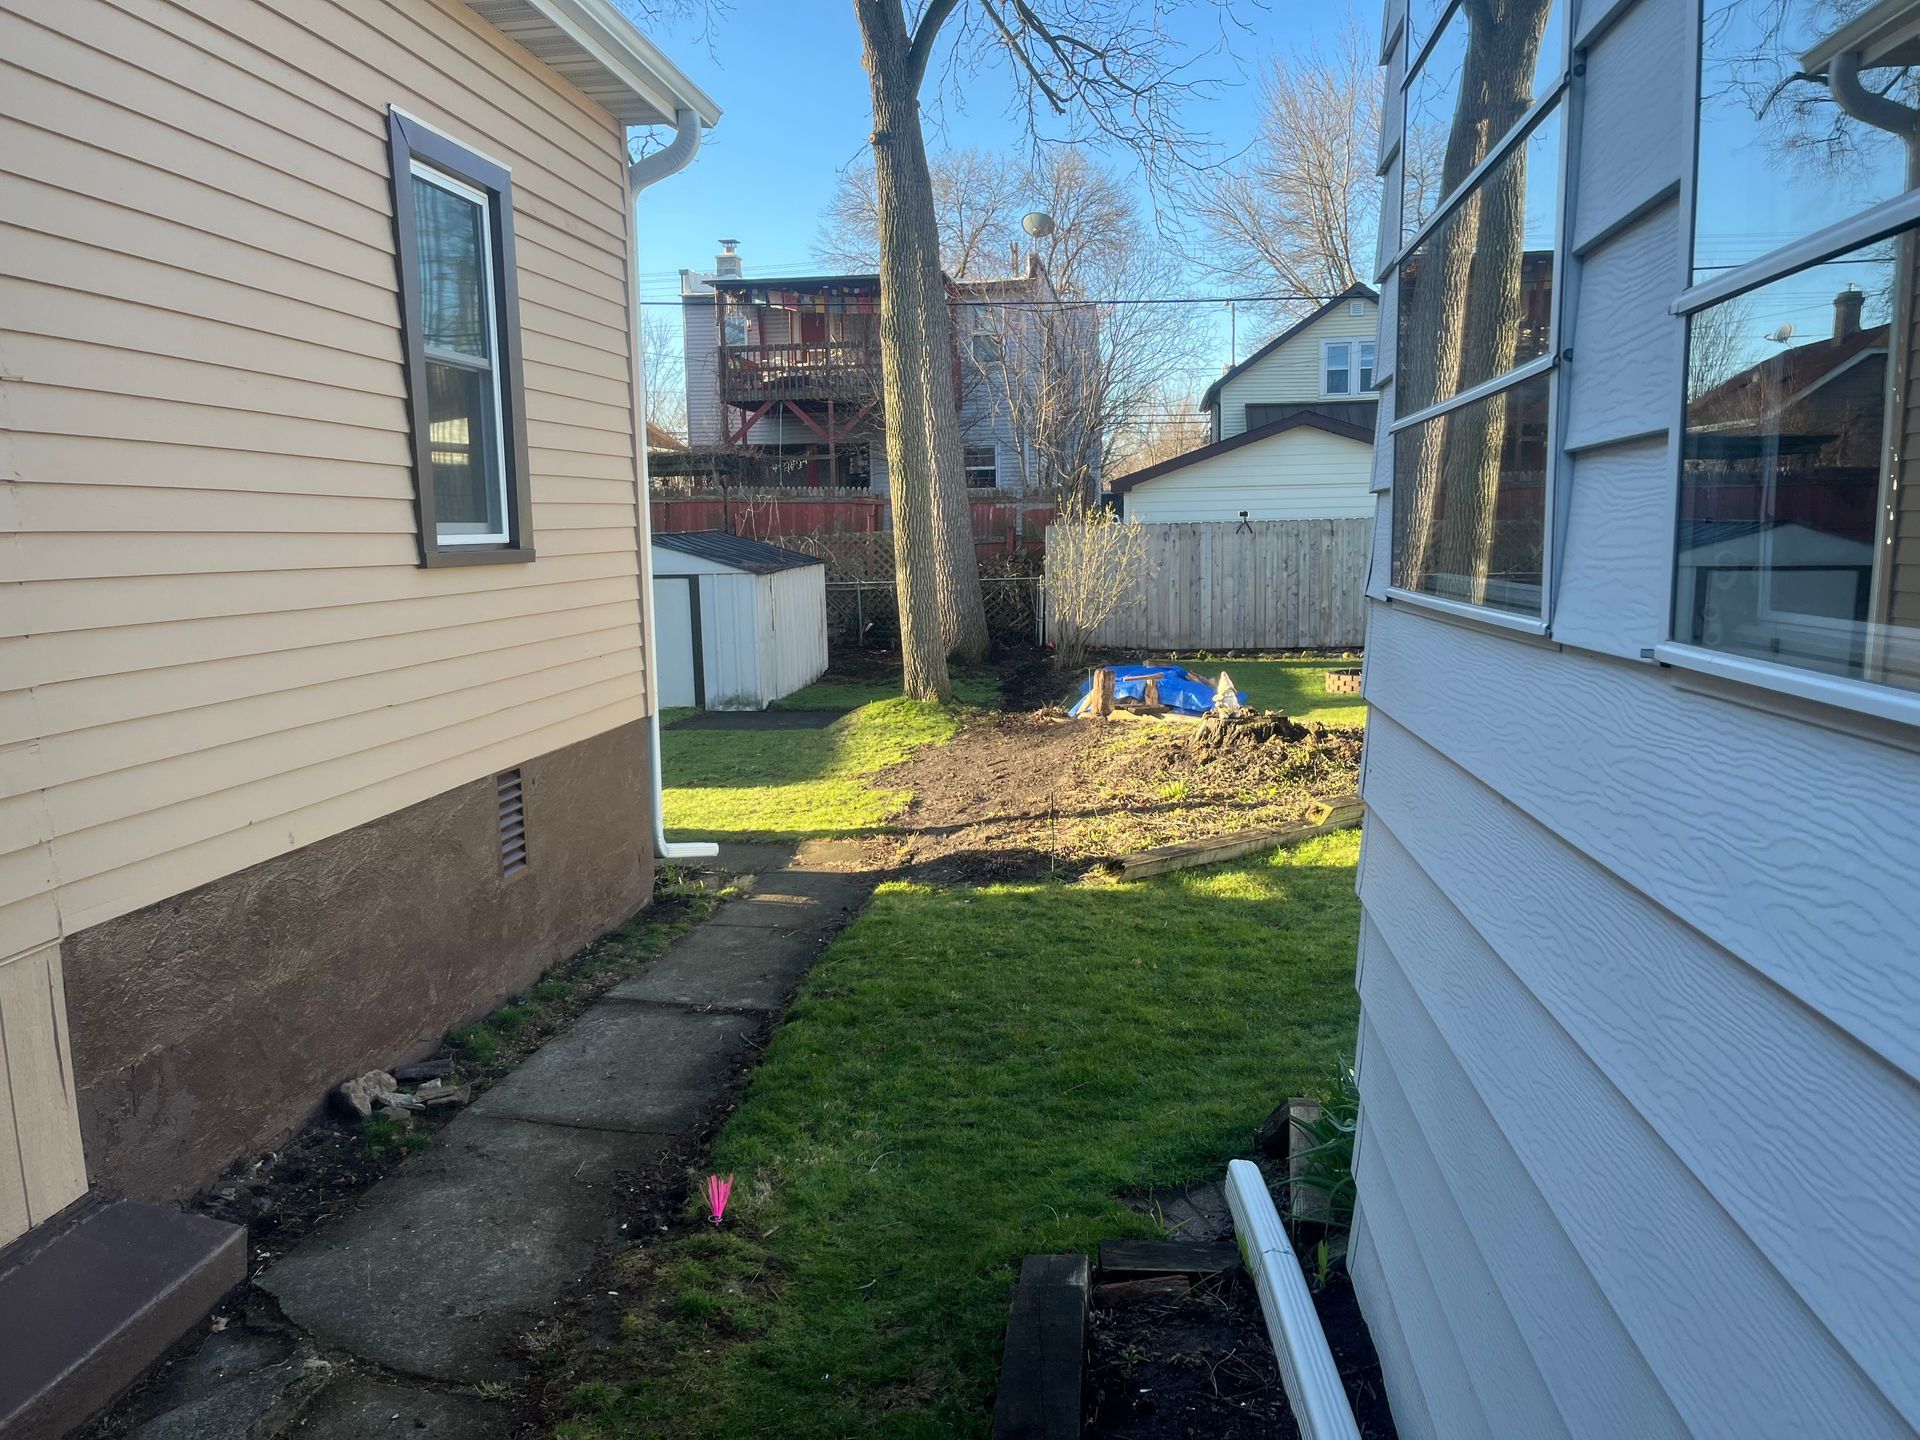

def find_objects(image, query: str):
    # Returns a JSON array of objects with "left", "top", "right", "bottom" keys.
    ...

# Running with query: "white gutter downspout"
[{"left": 628, "top": 110, "right": 717, "bottom": 861}]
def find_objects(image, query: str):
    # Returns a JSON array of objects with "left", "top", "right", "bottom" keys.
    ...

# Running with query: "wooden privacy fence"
[{"left": 1044, "top": 518, "right": 1372, "bottom": 651}]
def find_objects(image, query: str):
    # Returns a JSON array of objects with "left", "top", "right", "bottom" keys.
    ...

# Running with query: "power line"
[{"left": 631, "top": 291, "right": 1356, "bottom": 309}]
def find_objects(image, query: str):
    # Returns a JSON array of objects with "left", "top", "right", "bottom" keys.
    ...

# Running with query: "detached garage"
[
  {"left": 651, "top": 532, "right": 828, "bottom": 710},
  {"left": 1109, "top": 411, "right": 1375, "bottom": 523}
]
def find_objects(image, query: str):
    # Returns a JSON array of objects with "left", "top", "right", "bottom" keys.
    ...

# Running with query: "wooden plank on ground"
[
  {"left": 1305, "top": 795, "right": 1367, "bottom": 827},
  {"left": 1098, "top": 1239, "right": 1241, "bottom": 1278},
  {"left": 991, "top": 1254, "right": 1089, "bottom": 1440},
  {"left": 1105, "top": 808, "right": 1365, "bottom": 880}
]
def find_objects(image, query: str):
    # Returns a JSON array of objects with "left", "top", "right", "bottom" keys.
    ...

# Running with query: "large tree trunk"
[
  {"left": 854, "top": 0, "right": 953, "bottom": 698},
  {"left": 853, "top": 0, "right": 989, "bottom": 681},
  {"left": 927, "top": 319, "right": 992, "bottom": 662}
]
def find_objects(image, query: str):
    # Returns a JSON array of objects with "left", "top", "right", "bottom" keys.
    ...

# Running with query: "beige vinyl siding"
[
  {"left": 1121, "top": 429, "right": 1375, "bottom": 523},
  {"left": 0, "top": 0, "right": 648, "bottom": 943},
  {"left": 1217, "top": 303, "right": 1380, "bottom": 438}
]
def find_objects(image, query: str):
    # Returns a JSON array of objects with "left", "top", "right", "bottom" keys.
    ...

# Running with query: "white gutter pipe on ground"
[
  {"left": 1224, "top": 1158, "right": 1363, "bottom": 1440},
  {"left": 627, "top": 109, "right": 717, "bottom": 862}
]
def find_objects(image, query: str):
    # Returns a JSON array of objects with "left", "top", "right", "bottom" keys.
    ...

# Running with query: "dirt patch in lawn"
[
  {"left": 1087, "top": 1264, "right": 1395, "bottom": 1440},
  {"left": 871, "top": 706, "right": 1363, "bottom": 883}
]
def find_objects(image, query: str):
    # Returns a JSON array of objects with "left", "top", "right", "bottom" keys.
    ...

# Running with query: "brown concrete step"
[{"left": 0, "top": 1196, "right": 245, "bottom": 1439}]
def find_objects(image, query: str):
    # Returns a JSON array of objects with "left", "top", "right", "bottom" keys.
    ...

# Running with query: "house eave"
[{"left": 459, "top": 0, "right": 721, "bottom": 128}]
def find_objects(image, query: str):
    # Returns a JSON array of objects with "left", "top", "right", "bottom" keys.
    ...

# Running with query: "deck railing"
[{"left": 721, "top": 342, "right": 880, "bottom": 403}]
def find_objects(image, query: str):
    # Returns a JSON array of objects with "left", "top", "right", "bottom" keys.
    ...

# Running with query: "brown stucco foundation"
[{"left": 62, "top": 717, "right": 657, "bottom": 1203}]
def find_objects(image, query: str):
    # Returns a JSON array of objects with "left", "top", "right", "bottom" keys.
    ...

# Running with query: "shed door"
[{"left": 652, "top": 576, "right": 703, "bottom": 709}]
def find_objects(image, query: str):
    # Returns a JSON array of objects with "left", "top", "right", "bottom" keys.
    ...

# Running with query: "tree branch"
[{"left": 906, "top": 0, "right": 965, "bottom": 92}]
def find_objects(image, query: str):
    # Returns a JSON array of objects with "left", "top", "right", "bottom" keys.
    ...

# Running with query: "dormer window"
[{"left": 1324, "top": 340, "right": 1376, "bottom": 396}]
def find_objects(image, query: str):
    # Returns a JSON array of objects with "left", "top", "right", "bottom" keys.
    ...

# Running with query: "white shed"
[{"left": 650, "top": 532, "right": 828, "bottom": 710}]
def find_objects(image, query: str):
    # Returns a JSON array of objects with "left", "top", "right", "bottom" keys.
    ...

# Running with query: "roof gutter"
[{"left": 627, "top": 109, "right": 717, "bottom": 862}]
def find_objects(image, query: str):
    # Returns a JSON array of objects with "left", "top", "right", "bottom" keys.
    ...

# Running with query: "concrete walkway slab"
[
  {"left": 117, "top": 837, "right": 879, "bottom": 1437},
  {"left": 290, "top": 1378, "right": 509, "bottom": 1439},
  {"left": 465, "top": 1004, "right": 756, "bottom": 1134},
  {"left": 607, "top": 926, "right": 807, "bottom": 1011},
  {"left": 259, "top": 1116, "right": 666, "bottom": 1382}
]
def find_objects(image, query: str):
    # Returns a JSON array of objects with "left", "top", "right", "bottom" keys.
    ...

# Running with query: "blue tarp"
[{"left": 1067, "top": 664, "right": 1243, "bottom": 718}]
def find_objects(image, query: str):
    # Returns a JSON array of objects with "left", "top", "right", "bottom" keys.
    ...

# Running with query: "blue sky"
[{"left": 631, "top": 1, "right": 1353, "bottom": 367}]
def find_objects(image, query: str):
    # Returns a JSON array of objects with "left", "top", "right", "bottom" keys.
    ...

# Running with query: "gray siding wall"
[
  {"left": 1353, "top": 0, "right": 1920, "bottom": 1435},
  {"left": 682, "top": 293, "right": 722, "bottom": 446}
]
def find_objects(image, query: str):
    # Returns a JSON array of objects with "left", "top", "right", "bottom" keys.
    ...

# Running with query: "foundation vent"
[{"left": 497, "top": 769, "right": 527, "bottom": 876}]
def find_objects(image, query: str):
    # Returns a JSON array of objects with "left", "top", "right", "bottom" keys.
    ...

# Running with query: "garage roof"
[{"left": 653, "top": 531, "right": 825, "bottom": 574}]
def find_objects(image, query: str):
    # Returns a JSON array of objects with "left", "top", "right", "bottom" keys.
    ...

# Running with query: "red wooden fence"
[{"left": 650, "top": 491, "right": 1057, "bottom": 557}]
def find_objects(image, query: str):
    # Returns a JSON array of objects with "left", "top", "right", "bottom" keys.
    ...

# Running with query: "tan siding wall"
[
  {"left": 1, "top": 0, "right": 647, "bottom": 942},
  {"left": 1217, "top": 303, "right": 1381, "bottom": 438}
]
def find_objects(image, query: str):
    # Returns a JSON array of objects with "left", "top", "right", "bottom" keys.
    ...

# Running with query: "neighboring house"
[
  {"left": 677, "top": 245, "right": 1097, "bottom": 498},
  {"left": 0, "top": 0, "right": 714, "bottom": 1424},
  {"left": 1201, "top": 283, "right": 1380, "bottom": 443},
  {"left": 650, "top": 532, "right": 828, "bottom": 711},
  {"left": 1355, "top": 0, "right": 1920, "bottom": 1436},
  {"left": 1110, "top": 287, "right": 1379, "bottom": 522}
]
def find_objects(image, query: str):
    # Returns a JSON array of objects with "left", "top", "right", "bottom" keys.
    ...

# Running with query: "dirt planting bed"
[
  {"left": 1087, "top": 1263, "right": 1395, "bottom": 1440},
  {"left": 872, "top": 706, "right": 1363, "bottom": 884}
]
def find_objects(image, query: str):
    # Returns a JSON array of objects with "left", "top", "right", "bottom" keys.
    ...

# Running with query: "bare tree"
[
  {"left": 850, "top": 0, "right": 1221, "bottom": 699},
  {"left": 816, "top": 148, "right": 1029, "bottom": 278},
  {"left": 641, "top": 310, "right": 688, "bottom": 443},
  {"left": 1106, "top": 389, "right": 1211, "bottom": 475},
  {"left": 1044, "top": 501, "right": 1151, "bottom": 667},
  {"left": 1185, "top": 13, "right": 1382, "bottom": 328}
]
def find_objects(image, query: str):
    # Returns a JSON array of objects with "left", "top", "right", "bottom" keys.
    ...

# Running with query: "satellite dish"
[
  {"left": 1764, "top": 322, "right": 1796, "bottom": 344},
  {"left": 1021, "top": 212, "right": 1056, "bottom": 238}
]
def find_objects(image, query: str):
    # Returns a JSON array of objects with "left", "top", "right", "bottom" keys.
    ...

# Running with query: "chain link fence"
[{"left": 827, "top": 577, "right": 1043, "bottom": 653}]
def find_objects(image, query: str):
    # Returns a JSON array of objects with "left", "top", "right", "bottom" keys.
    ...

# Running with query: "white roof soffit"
[
  {"left": 1802, "top": 0, "right": 1920, "bottom": 74},
  {"left": 461, "top": 0, "right": 721, "bottom": 128}
]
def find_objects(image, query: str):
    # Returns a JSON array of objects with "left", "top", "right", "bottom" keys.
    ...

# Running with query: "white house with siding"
[
  {"left": 1110, "top": 285, "right": 1379, "bottom": 522},
  {"left": 1354, "top": 0, "right": 1920, "bottom": 1435},
  {"left": 1201, "top": 282, "right": 1380, "bottom": 442}
]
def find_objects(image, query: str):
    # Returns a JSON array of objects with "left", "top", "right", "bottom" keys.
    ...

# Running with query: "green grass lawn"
[
  {"left": 1175, "top": 656, "right": 1367, "bottom": 728},
  {"left": 661, "top": 698, "right": 964, "bottom": 842},
  {"left": 773, "top": 668, "right": 1003, "bottom": 713},
  {"left": 554, "top": 831, "right": 1362, "bottom": 1439}
]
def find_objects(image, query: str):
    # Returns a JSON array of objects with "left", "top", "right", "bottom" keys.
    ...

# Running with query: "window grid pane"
[
  {"left": 1693, "top": 0, "right": 1914, "bottom": 285},
  {"left": 1402, "top": 0, "right": 1563, "bottom": 247},
  {"left": 410, "top": 164, "right": 510, "bottom": 547},
  {"left": 1397, "top": 104, "right": 1561, "bottom": 418},
  {"left": 1677, "top": 231, "right": 1920, "bottom": 692},
  {"left": 1393, "top": 370, "right": 1549, "bottom": 616}
]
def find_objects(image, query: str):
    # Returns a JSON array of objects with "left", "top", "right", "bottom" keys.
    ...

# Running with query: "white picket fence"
[{"left": 1044, "top": 518, "right": 1372, "bottom": 651}]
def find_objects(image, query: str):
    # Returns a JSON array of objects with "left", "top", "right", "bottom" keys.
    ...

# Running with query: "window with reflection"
[
  {"left": 1677, "top": 233, "right": 1920, "bottom": 691},
  {"left": 1393, "top": 371, "right": 1549, "bottom": 611},
  {"left": 1401, "top": 0, "right": 1563, "bottom": 246},
  {"left": 1398, "top": 108, "right": 1561, "bottom": 416},
  {"left": 1390, "top": 0, "right": 1564, "bottom": 618},
  {"left": 1695, "top": 0, "right": 1915, "bottom": 284},
  {"left": 388, "top": 109, "right": 532, "bottom": 564}
]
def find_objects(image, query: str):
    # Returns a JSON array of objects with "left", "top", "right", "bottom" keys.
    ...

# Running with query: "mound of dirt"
[{"left": 874, "top": 706, "right": 1363, "bottom": 883}]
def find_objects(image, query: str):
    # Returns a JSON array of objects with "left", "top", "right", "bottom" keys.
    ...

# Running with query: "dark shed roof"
[{"left": 652, "top": 530, "right": 825, "bottom": 574}]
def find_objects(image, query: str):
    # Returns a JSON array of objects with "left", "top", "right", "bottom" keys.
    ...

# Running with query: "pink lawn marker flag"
[{"left": 704, "top": 1173, "right": 734, "bottom": 1227}]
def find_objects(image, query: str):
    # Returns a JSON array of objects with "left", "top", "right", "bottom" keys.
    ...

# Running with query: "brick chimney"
[
  {"left": 715, "top": 239, "right": 742, "bottom": 279},
  {"left": 1834, "top": 286, "right": 1864, "bottom": 341}
]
